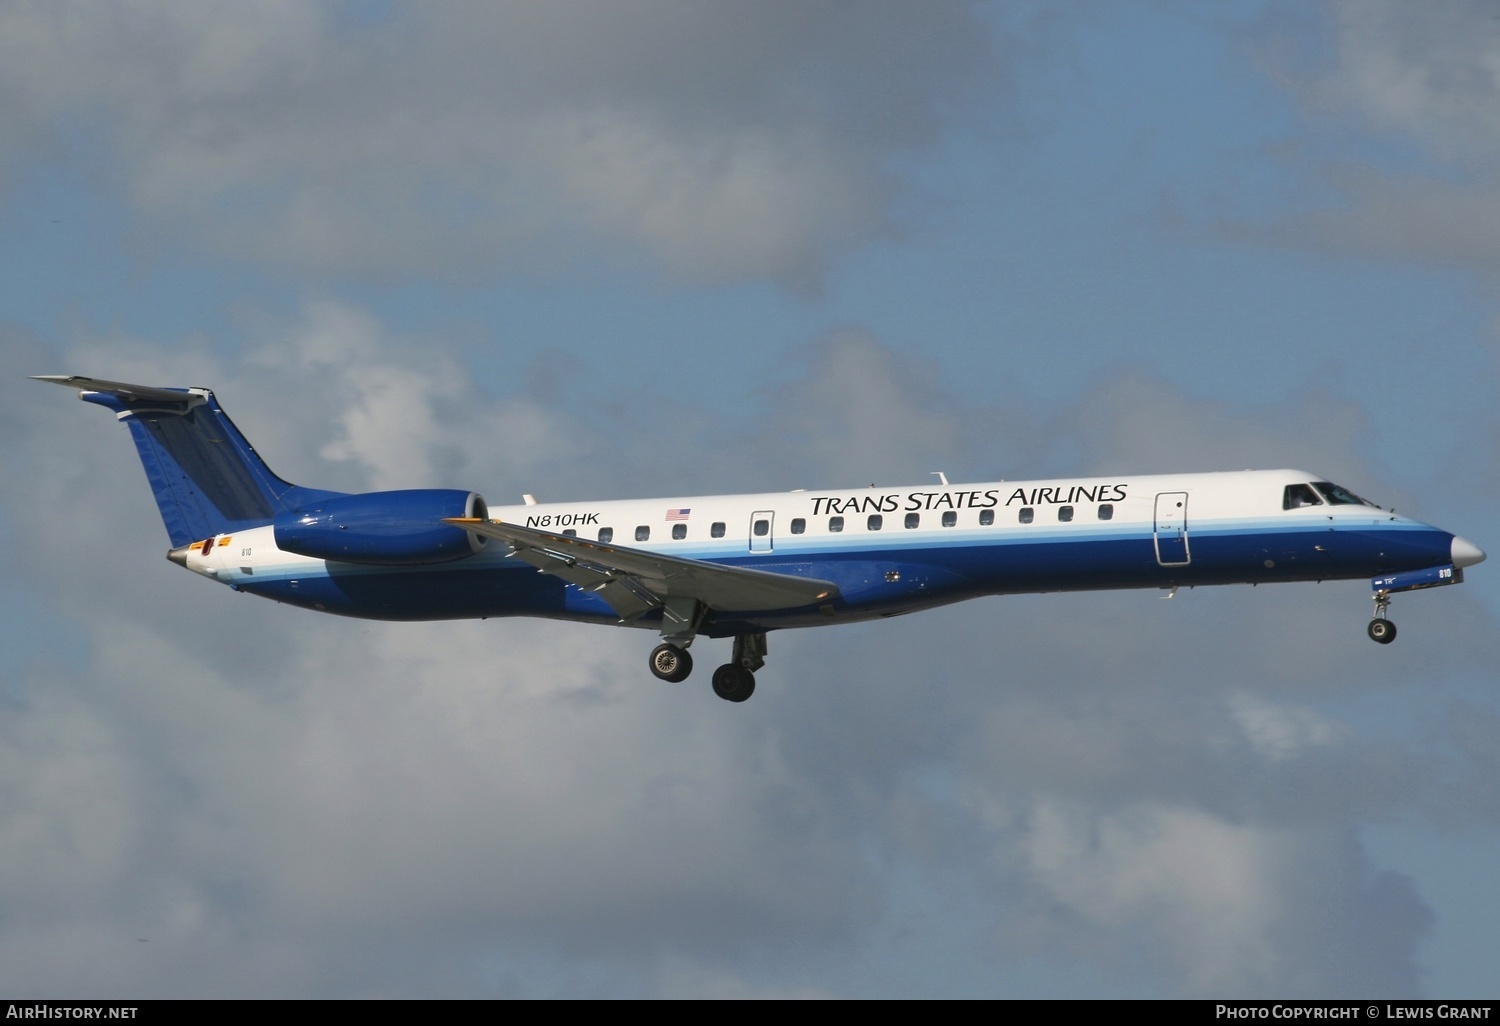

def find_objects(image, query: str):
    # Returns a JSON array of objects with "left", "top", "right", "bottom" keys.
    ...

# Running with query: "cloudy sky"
[{"left": 1, "top": 0, "right": 1497, "bottom": 998}]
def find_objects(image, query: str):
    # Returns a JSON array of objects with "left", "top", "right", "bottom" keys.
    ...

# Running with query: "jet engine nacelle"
[{"left": 273, "top": 489, "right": 488, "bottom": 565}]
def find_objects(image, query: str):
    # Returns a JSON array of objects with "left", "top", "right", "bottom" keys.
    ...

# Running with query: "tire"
[
  {"left": 712, "top": 664, "right": 756, "bottom": 702},
  {"left": 650, "top": 644, "right": 693, "bottom": 682},
  {"left": 1367, "top": 618, "right": 1396, "bottom": 645}
]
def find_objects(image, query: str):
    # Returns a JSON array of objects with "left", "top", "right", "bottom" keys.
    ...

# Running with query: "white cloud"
[
  {"left": 253, "top": 300, "right": 563, "bottom": 492},
  {"left": 1020, "top": 801, "right": 1285, "bottom": 993},
  {"left": 1231, "top": 692, "right": 1349, "bottom": 762},
  {"left": 1314, "top": 0, "right": 1500, "bottom": 165},
  {"left": 1006, "top": 800, "right": 1430, "bottom": 996}
]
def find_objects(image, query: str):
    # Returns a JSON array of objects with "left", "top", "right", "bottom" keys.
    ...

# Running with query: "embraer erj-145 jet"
[{"left": 38, "top": 375, "right": 1485, "bottom": 703}]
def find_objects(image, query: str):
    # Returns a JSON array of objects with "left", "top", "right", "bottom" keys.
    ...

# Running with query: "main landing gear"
[
  {"left": 649, "top": 643, "right": 694, "bottom": 682},
  {"left": 646, "top": 631, "right": 768, "bottom": 703},
  {"left": 711, "top": 633, "right": 766, "bottom": 703},
  {"left": 1367, "top": 589, "right": 1397, "bottom": 645}
]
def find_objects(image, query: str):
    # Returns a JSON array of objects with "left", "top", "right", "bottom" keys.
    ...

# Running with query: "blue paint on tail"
[{"left": 44, "top": 377, "right": 344, "bottom": 546}]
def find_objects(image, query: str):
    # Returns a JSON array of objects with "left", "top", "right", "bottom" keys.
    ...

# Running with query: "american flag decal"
[{"left": 665, "top": 508, "right": 691, "bottom": 521}]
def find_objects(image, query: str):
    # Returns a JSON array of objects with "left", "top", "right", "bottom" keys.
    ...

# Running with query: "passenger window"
[
  {"left": 1098, "top": 504, "right": 1113, "bottom": 521},
  {"left": 905, "top": 512, "right": 920, "bottom": 529},
  {"left": 979, "top": 509, "right": 995, "bottom": 526},
  {"left": 753, "top": 519, "right": 769, "bottom": 537},
  {"left": 1058, "top": 505, "right": 1074, "bottom": 522},
  {"left": 1283, "top": 483, "right": 1323, "bottom": 510},
  {"left": 829, "top": 516, "right": 844, "bottom": 533},
  {"left": 563, "top": 529, "right": 577, "bottom": 537},
  {"left": 599, "top": 527, "right": 613, "bottom": 543},
  {"left": 711, "top": 522, "right": 725, "bottom": 538},
  {"left": 671, "top": 524, "right": 686, "bottom": 540},
  {"left": 1018, "top": 507, "right": 1034, "bottom": 524},
  {"left": 790, "top": 518, "right": 806, "bottom": 535},
  {"left": 942, "top": 511, "right": 957, "bottom": 527},
  {"left": 868, "top": 514, "right": 883, "bottom": 531},
  {"left": 635, "top": 526, "right": 650, "bottom": 541}
]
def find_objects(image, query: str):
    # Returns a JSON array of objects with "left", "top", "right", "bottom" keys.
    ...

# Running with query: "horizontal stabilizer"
[{"left": 31, "top": 375, "right": 204, "bottom": 407}]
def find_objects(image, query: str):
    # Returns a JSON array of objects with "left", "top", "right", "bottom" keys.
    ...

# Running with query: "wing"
[{"left": 447, "top": 517, "right": 839, "bottom": 621}]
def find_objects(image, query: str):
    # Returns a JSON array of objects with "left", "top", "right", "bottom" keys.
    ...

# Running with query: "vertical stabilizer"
[{"left": 34, "top": 376, "right": 344, "bottom": 547}]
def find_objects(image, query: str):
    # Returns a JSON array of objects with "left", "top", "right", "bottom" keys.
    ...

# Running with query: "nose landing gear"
[{"left": 1367, "top": 590, "right": 1396, "bottom": 645}]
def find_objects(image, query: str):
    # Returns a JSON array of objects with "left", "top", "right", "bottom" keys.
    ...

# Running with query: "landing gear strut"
[
  {"left": 1367, "top": 590, "right": 1397, "bottom": 645},
  {"left": 648, "top": 596, "right": 706, "bottom": 681},
  {"left": 711, "top": 632, "right": 766, "bottom": 703}
]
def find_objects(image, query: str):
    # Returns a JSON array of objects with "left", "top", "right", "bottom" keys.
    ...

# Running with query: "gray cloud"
[{"left": 0, "top": 1, "right": 997, "bottom": 287}]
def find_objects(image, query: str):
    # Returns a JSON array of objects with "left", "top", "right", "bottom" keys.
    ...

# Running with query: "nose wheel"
[{"left": 1367, "top": 590, "right": 1396, "bottom": 645}]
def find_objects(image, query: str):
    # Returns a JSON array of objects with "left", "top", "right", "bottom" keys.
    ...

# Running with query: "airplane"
[{"left": 36, "top": 374, "right": 1486, "bottom": 702}]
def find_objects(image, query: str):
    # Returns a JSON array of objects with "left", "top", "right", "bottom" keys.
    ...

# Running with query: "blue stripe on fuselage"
[{"left": 236, "top": 520, "right": 1455, "bottom": 633}]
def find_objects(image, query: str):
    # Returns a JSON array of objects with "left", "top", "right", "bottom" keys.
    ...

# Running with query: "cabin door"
[
  {"left": 749, "top": 511, "right": 775, "bottom": 553},
  {"left": 1153, "top": 492, "right": 1191, "bottom": 566}
]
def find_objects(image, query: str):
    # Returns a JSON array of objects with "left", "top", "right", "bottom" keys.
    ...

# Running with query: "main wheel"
[
  {"left": 649, "top": 644, "right": 694, "bottom": 682},
  {"left": 711, "top": 664, "right": 756, "bottom": 702},
  {"left": 1367, "top": 618, "right": 1397, "bottom": 644}
]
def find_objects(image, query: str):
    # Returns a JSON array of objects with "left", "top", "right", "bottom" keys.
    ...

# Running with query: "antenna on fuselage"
[{"left": 931, "top": 472, "right": 949, "bottom": 487}]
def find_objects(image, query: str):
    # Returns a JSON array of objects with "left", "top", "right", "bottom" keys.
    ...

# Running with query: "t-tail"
[{"left": 33, "top": 375, "right": 345, "bottom": 547}]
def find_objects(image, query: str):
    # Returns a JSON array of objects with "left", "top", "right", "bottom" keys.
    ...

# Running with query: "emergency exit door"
[{"left": 749, "top": 511, "right": 774, "bottom": 553}]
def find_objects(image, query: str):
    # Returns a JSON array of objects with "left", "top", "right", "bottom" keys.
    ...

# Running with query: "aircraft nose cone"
[{"left": 1451, "top": 536, "right": 1486, "bottom": 568}]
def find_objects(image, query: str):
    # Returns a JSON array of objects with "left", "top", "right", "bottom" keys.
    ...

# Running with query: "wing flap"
[{"left": 448, "top": 517, "right": 839, "bottom": 619}]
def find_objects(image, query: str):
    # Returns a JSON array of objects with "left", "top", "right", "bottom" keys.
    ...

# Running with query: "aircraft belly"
[
  {"left": 1189, "top": 525, "right": 1451, "bottom": 580},
  {"left": 1145, "top": 525, "right": 1453, "bottom": 584},
  {"left": 244, "top": 562, "right": 586, "bottom": 622},
  {"left": 1332, "top": 526, "right": 1453, "bottom": 574}
]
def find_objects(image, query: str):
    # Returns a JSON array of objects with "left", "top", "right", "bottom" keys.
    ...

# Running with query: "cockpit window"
[
  {"left": 1283, "top": 483, "right": 1323, "bottom": 510},
  {"left": 1312, "top": 481, "right": 1376, "bottom": 507}
]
